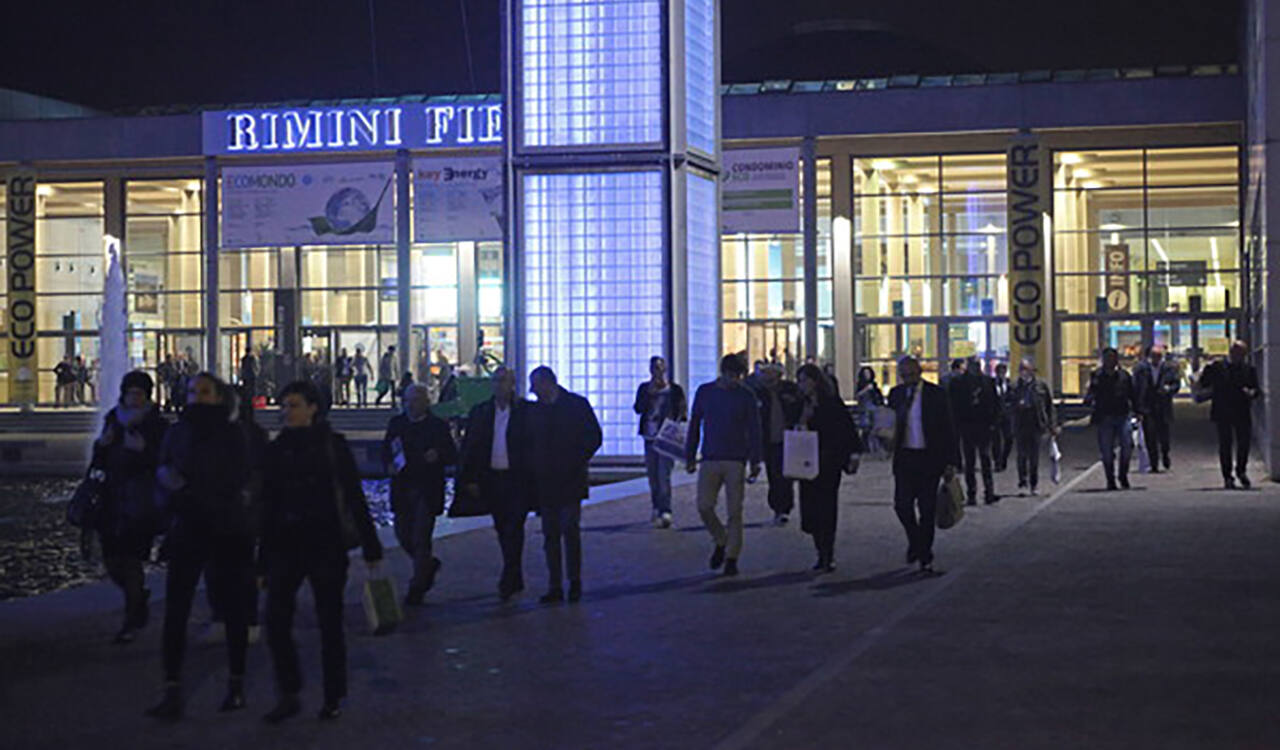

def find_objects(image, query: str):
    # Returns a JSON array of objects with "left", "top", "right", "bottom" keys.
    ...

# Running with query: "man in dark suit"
[
  {"left": 948, "top": 357, "right": 1000, "bottom": 505},
  {"left": 992, "top": 362, "right": 1014, "bottom": 472},
  {"left": 460, "top": 366, "right": 531, "bottom": 600},
  {"left": 526, "top": 366, "right": 603, "bottom": 604},
  {"left": 1132, "top": 344, "right": 1181, "bottom": 472},
  {"left": 1200, "top": 341, "right": 1261, "bottom": 489},
  {"left": 887, "top": 356, "right": 959, "bottom": 574}
]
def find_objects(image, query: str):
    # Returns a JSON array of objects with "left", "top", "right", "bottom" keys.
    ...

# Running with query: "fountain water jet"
[{"left": 96, "top": 235, "right": 128, "bottom": 432}]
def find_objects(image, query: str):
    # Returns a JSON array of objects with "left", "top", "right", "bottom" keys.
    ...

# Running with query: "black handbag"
[
  {"left": 447, "top": 480, "right": 491, "bottom": 518},
  {"left": 67, "top": 468, "right": 106, "bottom": 529}
]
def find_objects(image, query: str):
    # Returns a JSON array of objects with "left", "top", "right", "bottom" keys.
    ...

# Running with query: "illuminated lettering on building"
[
  {"left": 6, "top": 172, "right": 38, "bottom": 405},
  {"left": 202, "top": 103, "right": 503, "bottom": 155},
  {"left": 1007, "top": 136, "right": 1051, "bottom": 376}
]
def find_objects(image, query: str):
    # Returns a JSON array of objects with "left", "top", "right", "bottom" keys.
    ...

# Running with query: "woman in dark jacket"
[
  {"left": 382, "top": 383, "right": 458, "bottom": 605},
  {"left": 796, "top": 364, "right": 863, "bottom": 573},
  {"left": 92, "top": 370, "right": 168, "bottom": 644},
  {"left": 146, "top": 373, "right": 251, "bottom": 720},
  {"left": 260, "top": 380, "right": 383, "bottom": 723}
]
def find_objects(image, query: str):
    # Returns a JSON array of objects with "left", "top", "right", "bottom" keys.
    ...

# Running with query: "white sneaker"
[{"left": 659, "top": 512, "right": 673, "bottom": 528}]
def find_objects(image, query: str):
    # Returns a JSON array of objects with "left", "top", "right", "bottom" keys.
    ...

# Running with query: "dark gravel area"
[{"left": 0, "top": 478, "right": 96, "bottom": 600}]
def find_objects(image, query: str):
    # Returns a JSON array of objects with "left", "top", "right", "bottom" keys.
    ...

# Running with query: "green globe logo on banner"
[{"left": 308, "top": 178, "right": 392, "bottom": 237}]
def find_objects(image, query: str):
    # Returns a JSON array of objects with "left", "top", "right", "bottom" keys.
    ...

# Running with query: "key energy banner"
[
  {"left": 1006, "top": 136, "right": 1051, "bottom": 376},
  {"left": 413, "top": 157, "right": 504, "bottom": 242},
  {"left": 721, "top": 147, "right": 799, "bottom": 234},
  {"left": 6, "top": 171, "right": 38, "bottom": 405},
  {"left": 221, "top": 163, "right": 396, "bottom": 248}
]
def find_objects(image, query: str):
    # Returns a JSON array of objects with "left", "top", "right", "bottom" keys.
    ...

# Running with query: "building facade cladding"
[{"left": 0, "top": 71, "right": 1254, "bottom": 454}]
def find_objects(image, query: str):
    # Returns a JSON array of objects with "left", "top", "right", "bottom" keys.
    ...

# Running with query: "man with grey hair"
[
  {"left": 1009, "top": 358, "right": 1057, "bottom": 495},
  {"left": 886, "top": 356, "right": 958, "bottom": 574},
  {"left": 382, "top": 382, "right": 458, "bottom": 605},
  {"left": 1199, "top": 340, "right": 1261, "bottom": 489}
]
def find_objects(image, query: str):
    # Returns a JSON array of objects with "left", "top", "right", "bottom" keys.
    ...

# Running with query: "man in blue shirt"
[{"left": 686, "top": 355, "right": 762, "bottom": 576}]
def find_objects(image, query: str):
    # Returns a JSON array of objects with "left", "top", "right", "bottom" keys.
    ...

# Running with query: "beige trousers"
[{"left": 696, "top": 460, "right": 746, "bottom": 559}]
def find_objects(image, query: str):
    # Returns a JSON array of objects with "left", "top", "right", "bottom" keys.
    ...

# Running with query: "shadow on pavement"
[
  {"left": 810, "top": 567, "right": 936, "bottom": 597},
  {"left": 697, "top": 570, "right": 819, "bottom": 594}
]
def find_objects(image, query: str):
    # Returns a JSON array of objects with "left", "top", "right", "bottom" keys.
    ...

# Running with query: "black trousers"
[
  {"left": 893, "top": 452, "right": 941, "bottom": 565},
  {"left": 799, "top": 468, "right": 842, "bottom": 560},
  {"left": 205, "top": 558, "right": 260, "bottom": 627},
  {"left": 100, "top": 529, "right": 151, "bottom": 627},
  {"left": 993, "top": 416, "right": 1014, "bottom": 470},
  {"left": 1015, "top": 425, "right": 1043, "bottom": 489},
  {"left": 764, "top": 442, "right": 795, "bottom": 515},
  {"left": 1145, "top": 411, "right": 1172, "bottom": 468},
  {"left": 486, "top": 470, "right": 527, "bottom": 589},
  {"left": 162, "top": 536, "right": 254, "bottom": 682},
  {"left": 958, "top": 423, "right": 994, "bottom": 501},
  {"left": 1215, "top": 417, "right": 1251, "bottom": 480},
  {"left": 540, "top": 502, "right": 582, "bottom": 590},
  {"left": 266, "top": 550, "right": 349, "bottom": 702}
]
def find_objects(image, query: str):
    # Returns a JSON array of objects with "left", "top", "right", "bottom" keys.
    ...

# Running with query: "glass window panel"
[
  {"left": 1143, "top": 228, "right": 1238, "bottom": 272},
  {"left": 218, "top": 250, "right": 279, "bottom": 290},
  {"left": 411, "top": 244, "right": 459, "bottom": 285},
  {"left": 1053, "top": 230, "right": 1144, "bottom": 274},
  {"left": 126, "top": 179, "right": 203, "bottom": 215},
  {"left": 686, "top": 173, "right": 720, "bottom": 392},
  {"left": 127, "top": 291, "right": 202, "bottom": 329},
  {"left": 1146, "top": 186, "right": 1238, "bottom": 230},
  {"left": 817, "top": 197, "right": 832, "bottom": 278},
  {"left": 941, "top": 153, "right": 1006, "bottom": 192},
  {"left": 301, "top": 289, "right": 385, "bottom": 326},
  {"left": 683, "top": 0, "right": 716, "bottom": 156},
  {"left": 940, "top": 193, "right": 1006, "bottom": 234},
  {"left": 853, "top": 156, "right": 939, "bottom": 195},
  {"left": 36, "top": 293, "right": 102, "bottom": 332},
  {"left": 219, "top": 291, "right": 277, "bottom": 328},
  {"left": 37, "top": 336, "right": 102, "bottom": 404},
  {"left": 1054, "top": 273, "right": 1148, "bottom": 314},
  {"left": 126, "top": 252, "right": 203, "bottom": 293},
  {"left": 300, "top": 246, "right": 389, "bottom": 289},
  {"left": 410, "top": 287, "right": 461, "bottom": 323},
  {"left": 721, "top": 280, "right": 804, "bottom": 319},
  {"left": 1053, "top": 149, "right": 1143, "bottom": 189},
  {"left": 943, "top": 277, "right": 1006, "bottom": 316},
  {"left": 126, "top": 215, "right": 203, "bottom": 254},
  {"left": 35, "top": 217, "right": 104, "bottom": 255},
  {"left": 1060, "top": 357, "right": 1096, "bottom": 396},
  {"left": 855, "top": 234, "right": 938, "bottom": 276},
  {"left": 1145, "top": 146, "right": 1239, "bottom": 187},
  {"left": 943, "top": 232, "right": 1007, "bottom": 275},
  {"left": 817, "top": 279, "right": 833, "bottom": 318},
  {"left": 35, "top": 182, "right": 104, "bottom": 218},
  {"left": 816, "top": 158, "right": 832, "bottom": 197},
  {"left": 1143, "top": 271, "right": 1238, "bottom": 313},
  {"left": 1052, "top": 188, "right": 1143, "bottom": 233},
  {"left": 34, "top": 256, "right": 107, "bottom": 296},
  {"left": 854, "top": 191, "right": 939, "bottom": 236}
]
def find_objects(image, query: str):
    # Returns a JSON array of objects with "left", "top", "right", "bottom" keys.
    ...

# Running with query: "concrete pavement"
[{"left": 1, "top": 414, "right": 1276, "bottom": 749}]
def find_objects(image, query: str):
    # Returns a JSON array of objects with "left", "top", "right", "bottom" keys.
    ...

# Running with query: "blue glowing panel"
[
  {"left": 520, "top": 0, "right": 663, "bottom": 149},
  {"left": 684, "top": 0, "right": 716, "bottom": 156},
  {"left": 522, "top": 171, "right": 665, "bottom": 455},
  {"left": 686, "top": 172, "right": 720, "bottom": 391}
]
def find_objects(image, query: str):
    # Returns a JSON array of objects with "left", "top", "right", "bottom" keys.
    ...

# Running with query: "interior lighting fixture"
[
  {"left": 185, "top": 181, "right": 202, "bottom": 192},
  {"left": 871, "top": 159, "right": 898, "bottom": 171},
  {"left": 1060, "top": 153, "right": 1084, "bottom": 165},
  {"left": 900, "top": 173, "right": 918, "bottom": 184},
  {"left": 36, "top": 185, "right": 54, "bottom": 197},
  {"left": 1072, "top": 168, "right": 1095, "bottom": 179},
  {"left": 1151, "top": 237, "right": 1171, "bottom": 264},
  {"left": 1210, "top": 236, "right": 1223, "bottom": 287},
  {"left": 1099, "top": 222, "right": 1126, "bottom": 231}
]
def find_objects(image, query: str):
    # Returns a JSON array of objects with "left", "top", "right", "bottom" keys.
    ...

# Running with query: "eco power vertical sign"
[
  {"left": 6, "top": 172, "right": 38, "bottom": 405},
  {"left": 1007, "top": 137, "right": 1050, "bottom": 375}
]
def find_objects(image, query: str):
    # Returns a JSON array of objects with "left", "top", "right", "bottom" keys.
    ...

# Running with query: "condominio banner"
[
  {"left": 721, "top": 147, "right": 800, "bottom": 234},
  {"left": 221, "top": 163, "right": 396, "bottom": 248},
  {"left": 412, "top": 157, "right": 504, "bottom": 242}
]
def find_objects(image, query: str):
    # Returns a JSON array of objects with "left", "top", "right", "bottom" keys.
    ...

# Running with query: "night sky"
[{"left": 1, "top": 0, "right": 1241, "bottom": 110}]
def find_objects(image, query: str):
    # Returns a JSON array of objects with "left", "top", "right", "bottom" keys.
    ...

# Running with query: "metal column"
[
  {"left": 203, "top": 157, "right": 219, "bottom": 375},
  {"left": 395, "top": 150, "right": 411, "bottom": 377},
  {"left": 801, "top": 137, "right": 819, "bottom": 361}
]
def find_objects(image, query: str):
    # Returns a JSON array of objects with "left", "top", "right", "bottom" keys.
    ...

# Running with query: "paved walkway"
[{"left": 2, "top": 416, "right": 1276, "bottom": 749}]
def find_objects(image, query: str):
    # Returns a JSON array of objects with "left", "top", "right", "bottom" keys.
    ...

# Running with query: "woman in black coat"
[
  {"left": 796, "top": 364, "right": 862, "bottom": 572},
  {"left": 92, "top": 370, "right": 168, "bottom": 644},
  {"left": 260, "top": 380, "right": 383, "bottom": 723},
  {"left": 146, "top": 372, "right": 251, "bottom": 720}
]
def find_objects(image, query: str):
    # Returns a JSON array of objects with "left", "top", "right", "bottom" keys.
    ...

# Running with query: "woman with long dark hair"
[
  {"left": 795, "top": 364, "right": 862, "bottom": 572},
  {"left": 260, "top": 380, "right": 383, "bottom": 722}
]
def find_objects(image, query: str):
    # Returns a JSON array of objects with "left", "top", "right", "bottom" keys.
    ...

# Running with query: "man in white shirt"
[{"left": 886, "top": 356, "right": 959, "bottom": 574}]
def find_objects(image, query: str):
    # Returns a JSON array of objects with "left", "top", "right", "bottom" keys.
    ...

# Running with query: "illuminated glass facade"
[
  {"left": 686, "top": 172, "right": 721, "bottom": 393},
  {"left": 522, "top": 171, "right": 665, "bottom": 455},
  {"left": 684, "top": 0, "right": 717, "bottom": 156},
  {"left": 518, "top": 0, "right": 664, "bottom": 149}
]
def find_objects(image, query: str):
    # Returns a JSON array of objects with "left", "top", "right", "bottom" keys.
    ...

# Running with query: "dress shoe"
[
  {"left": 145, "top": 683, "right": 183, "bottom": 720},
  {"left": 263, "top": 694, "right": 301, "bottom": 723},
  {"left": 965, "top": 497, "right": 978, "bottom": 507},
  {"left": 567, "top": 581, "right": 582, "bottom": 602},
  {"left": 906, "top": 546, "right": 919, "bottom": 564},
  {"left": 112, "top": 625, "right": 137, "bottom": 645},
  {"left": 219, "top": 678, "right": 245, "bottom": 712},
  {"left": 1162, "top": 455, "right": 1171, "bottom": 470},
  {"left": 317, "top": 701, "right": 342, "bottom": 720},
  {"left": 403, "top": 587, "right": 426, "bottom": 607},
  {"left": 498, "top": 580, "right": 524, "bottom": 601},
  {"left": 1225, "top": 477, "right": 1237, "bottom": 490},
  {"left": 423, "top": 557, "right": 442, "bottom": 591},
  {"left": 539, "top": 589, "right": 564, "bottom": 605},
  {"left": 1105, "top": 479, "right": 1118, "bottom": 491},
  {"left": 132, "top": 588, "right": 151, "bottom": 629},
  {"left": 919, "top": 562, "right": 935, "bottom": 575},
  {"left": 1118, "top": 475, "right": 1130, "bottom": 490},
  {"left": 984, "top": 494, "right": 999, "bottom": 505},
  {"left": 723, "top": 559, "right": 739, "bottom": 576},
  {"left": 709, "top": 545, "right": 726, "bottom": 570},
  {"left": 1238, "top": 474, "right": 1252, "bottom": 489}
]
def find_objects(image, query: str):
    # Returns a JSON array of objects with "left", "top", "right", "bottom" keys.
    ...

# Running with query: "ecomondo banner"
[
  {"left": 721, "top": 147, "right": 800, "bottom": 235},
  {"left": 412, "top": 157, "right": 504, "bottom": 242},
  {"left": 221, "top": 162, "right": 395, "bottom": 248},
  {"left": 6, "top": 171, "right": 37, "bottom": 405}
]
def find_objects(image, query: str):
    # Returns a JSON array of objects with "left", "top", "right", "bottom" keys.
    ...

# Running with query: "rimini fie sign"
[
  {"left": 5, "top": 172, "right": 37, "bottom": 405},
  {"left": 1006, "top": 136, "right": 1051, "bottom": 374},
  {"left": 201, "top": 103, "right": 503, "bottom": 156},
  {"left": 721, "top": 147, "right": 800, "bottom": 234},
  {"left": 412, "top": 157, "right": 504, "bottom": 242},
  {"left": 221, "top": 163, "right": 395, "bottom": 248}
]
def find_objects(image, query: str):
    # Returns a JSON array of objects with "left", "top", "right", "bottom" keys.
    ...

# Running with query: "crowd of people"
[
  {"left": 52, "top": 354, "right": 99, "bottom": 406},
  {"left": 74, "top": 337, "right": 1261, "bottom": 723}
]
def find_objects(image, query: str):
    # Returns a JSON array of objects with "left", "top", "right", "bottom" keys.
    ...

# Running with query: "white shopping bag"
[
  {"left": 782, "top": 429, "right": 820, "bottom": 480},
  {"left": 652, "top": 418, "right": 688, "bottom": 462},
  {"left": 1134, "top": 419, "right": 1151, "bottom": 473},
  {"left": 872, "top": 406, "right": 897, "bottom": 442},
  {"left": 1049, "top": 437, "right": 1062, "bottom": 484}
]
